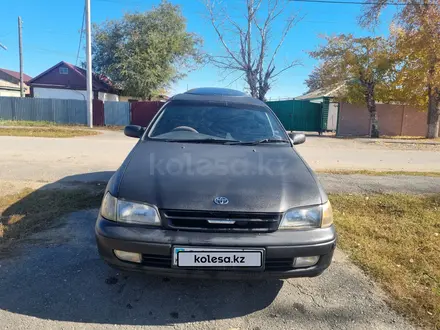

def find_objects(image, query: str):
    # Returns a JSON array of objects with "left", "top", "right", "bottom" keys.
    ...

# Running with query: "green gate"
[{"left": 266, "top": 99, "right": 324, "bottom": 132}]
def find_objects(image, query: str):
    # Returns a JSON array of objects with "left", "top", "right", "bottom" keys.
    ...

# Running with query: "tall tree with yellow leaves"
[
  {"left": 360, "top": 1, "right": 440, "bottom": 138},
  {"left": 310, "top": 34, "right": 394, "bottom": 138}
]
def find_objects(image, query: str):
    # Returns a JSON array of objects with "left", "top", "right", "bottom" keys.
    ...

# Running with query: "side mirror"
[
  {"left": 124, "top": 125, "right": 145, "bottom": 138},
  {"left": 288, "top": 133, "right": 306, "bottom": 145}
]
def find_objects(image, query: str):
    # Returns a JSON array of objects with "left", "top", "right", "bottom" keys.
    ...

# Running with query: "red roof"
[
  {"left": 28, "top": 61, "right": 117, "bottom": 93},
  {"left": 0, "top": 68, "right": 32, "bottom": 83}
]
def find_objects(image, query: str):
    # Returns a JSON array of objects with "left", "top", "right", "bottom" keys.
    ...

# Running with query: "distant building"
[
  {"left": 28, "top": 61, "right": 119, "bottom": 101},
  {"left": 295, "top": 85, "right": 345, "bottom": 132},
  {"left": 0, "top": 68, "right": 32, "bottom": 97}
]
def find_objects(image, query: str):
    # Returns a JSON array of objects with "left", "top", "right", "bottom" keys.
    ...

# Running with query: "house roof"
[
  {"left": 28, "top": 61, "right": 117, "bottom": 93},
  {"left": 0, "top": 68, "right": 32, "bottom": 83},
  {"left": 295, "top": 84, "right": 345, "bottom": 100}
]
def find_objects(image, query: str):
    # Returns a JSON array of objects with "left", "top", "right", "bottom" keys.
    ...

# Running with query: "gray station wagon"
[{"left": 95, "top": 88, "right": 336, "bottom": 279}]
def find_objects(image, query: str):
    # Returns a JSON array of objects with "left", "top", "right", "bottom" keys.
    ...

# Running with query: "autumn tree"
[
  {"left": 360, "top": 1, "right": 440, "bottom": 138},
  {"left": 92, "top": 1, "right": 202, "bottom": 100},
  {"left": 305, "top": 61, "right": 342, "bottom": 93},
  {"left": 310, "top": 35, "right": 394, "bottom": 138},
  {"left": 204, "top": 0, "right": 299, "bottom": 101}
]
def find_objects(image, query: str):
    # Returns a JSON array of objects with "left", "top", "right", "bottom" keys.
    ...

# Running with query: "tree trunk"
[
  {"left": 245, "top": 70, "right": 258, "bottom": 98},
  {"left": 427, "top": 111, "right": 440, "bottom": 138},
  {"left": 257, "top": 85, "right": 268, "bottom": 101},
  {"left": 427, "top": 89, "right": 440, "bottom": 138},
  {"left": 365, "top": 84, "right": 379, "bottom": 138}
]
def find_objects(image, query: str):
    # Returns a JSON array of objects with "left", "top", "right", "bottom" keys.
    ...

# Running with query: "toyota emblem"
[{"left": 214, "top": 197, "right": 229, "bottom": 205}]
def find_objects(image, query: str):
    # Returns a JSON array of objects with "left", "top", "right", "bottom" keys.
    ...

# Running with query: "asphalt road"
[
  {"left": 1, "top": 131, "right": 440, "bottom": 184},
  {"left": 0, "top": 131, "right": 439, "bottom": 195},
  {"left": 0, "top": 209, "right": 414, "bottom": 330}
]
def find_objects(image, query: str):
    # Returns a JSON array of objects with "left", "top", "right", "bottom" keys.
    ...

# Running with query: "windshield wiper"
[
  {"left": 163, "top": 138, "right": 240, "bottom": 144},
  {"left": 227, "top": 138, "right": 291, "bottom": 145}
]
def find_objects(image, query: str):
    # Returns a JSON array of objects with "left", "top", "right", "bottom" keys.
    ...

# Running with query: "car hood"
[{"left": 117, "top": 140, "right": 324, "bottom": 213}]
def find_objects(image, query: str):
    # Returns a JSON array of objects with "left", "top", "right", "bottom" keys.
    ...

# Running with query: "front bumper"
[{"left": 95, "top": 215, "right": 336, "bottom": 279}]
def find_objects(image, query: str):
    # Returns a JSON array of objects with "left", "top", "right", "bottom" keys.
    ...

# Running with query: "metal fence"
[
  {"left": 0, "top": 97, "right": 87, "bottom": 124},
  {"left": 131, "top": 101, "right": 164, "bottom": 127},
  {"left": 104, "top": 101, "right": 130, "bottom": 126},
  {"left": 266, "top": 99, "right": 324, "bottom": 132}
]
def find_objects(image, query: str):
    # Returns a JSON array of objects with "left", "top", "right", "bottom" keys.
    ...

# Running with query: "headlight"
[
  {"left": 118, "top": 199, "right": 161, "bottom": 225},
  {"left": 100, "top": 192, "right": 161, "bottom": 225},
  {"left": 279, "top": 201, "right": 333, "bottom": 229},
  {"left": 101, "top": 192, "right": 117, "bottom": 221},
  {"left": 321, "top": 201, "right": 333, "bottom": 228}
]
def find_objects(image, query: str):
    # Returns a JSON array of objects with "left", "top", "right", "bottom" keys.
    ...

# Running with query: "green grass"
[
  {"left": 0, "top": 127, "right": 99, "bottom": 138},
  {"left": 380, "top": 135, "right": 440, "bottom": 141},
  {"left": 0, "top": 120, "right": 70, "bottom": 127},
  {"left": 96, "top": 125, "right": 124, "bottom": 131},
  {"left": 318, "top": 169, "right": 440, "bottom": 177},
  {"left": 330, "top": 193, "right": 440, "bottom": 329},
  {"left": 0, "top": 120, "right": 125, "bottom": 132},
  {"left": 0, "top": 187, "right": 103, "bottom": 250}
]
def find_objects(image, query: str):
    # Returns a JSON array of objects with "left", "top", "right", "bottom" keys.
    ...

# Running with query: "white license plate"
[{"left": 173, "top": 247, "right": 263, "bottom": 268}]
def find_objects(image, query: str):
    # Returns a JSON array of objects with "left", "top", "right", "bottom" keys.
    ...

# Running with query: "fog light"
[
  {"left": 293, "top": 256, "right": 319, "bottom": 268},
  {"left": 114, "top": 250, "right": 142, "bottom": 263}
]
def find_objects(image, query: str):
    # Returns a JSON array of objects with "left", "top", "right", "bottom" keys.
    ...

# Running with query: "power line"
[
  {"left": 289, "top": 0, "right": 425, "bottom": 5},
  {"left": 0, "top": 32, "right": 12, "bottom": 38},
  {"left": 29, "top": 45, "right": 82, "bottom": 57},
  {"left": 76, "top": 5, "right": 86, "bottom": 66},
  {"left": 94, "top": 0, "right": 145, "bottom": 5}
]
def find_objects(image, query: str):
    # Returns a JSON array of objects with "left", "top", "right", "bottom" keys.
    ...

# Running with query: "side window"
[{"left": 265, "top": 112, "right": 283, "bottom": 137}]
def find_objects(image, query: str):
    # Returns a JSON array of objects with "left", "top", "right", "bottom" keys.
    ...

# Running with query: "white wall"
[
  {"left": 33, "top": 87, "right": 119, "bottom": 102},
  {"left": 327, "top": 102, "right": 339, "bottom": 131},
  {"left": 98, "top": 92, "right": 119, "bottom": 102},
  {"left": 0, "top": 89, "right": 20, "bottom": 97},
  {"left": 0, "top": 78, "right": 25, "bottom": 97},
  {"left": 309, "top": 99, "right": 322, "bottom": 104},
  {"left": 33, "top": 87, "right": 88, "bottom": 101}
]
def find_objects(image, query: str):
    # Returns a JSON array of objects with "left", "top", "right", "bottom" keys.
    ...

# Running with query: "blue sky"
[{"left": 0, "top": 0, "right": 394, "bottom": 98}]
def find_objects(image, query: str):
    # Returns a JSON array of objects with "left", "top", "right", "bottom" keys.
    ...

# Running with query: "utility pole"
[
  {"left": 85, "top": 0, "right": 93, "bottom": 128},
  {"left": 18, "top": 17, "right": 24, "bottom": 98}
]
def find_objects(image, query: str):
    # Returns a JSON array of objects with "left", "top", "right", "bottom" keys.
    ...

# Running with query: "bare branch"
[
  {"left": 267, "top": 12, "right": 301, "bottom": 73},
  {"left": 226, "top": 72, "right": 245, "bottom": 87},
  {"left": 204, "top": 0, "right": 299, "bottom": 100},
  {"left": 271, "top": 60, "right": 301, "bottom": 78},
  {"left": 204, "top": 0, "right": 245, "bottom": 69},
  {"left": 255, "top": 0, "right": 280, "bottom": 88},
  {"left": 222, "top": 7, "right": 247, "bottom": 61},
  {"left": 206, "top": 54, "right": 243, "bottom": 70},
  {"left": 358, "top": 0, "right": 392, "bottom": 28}
]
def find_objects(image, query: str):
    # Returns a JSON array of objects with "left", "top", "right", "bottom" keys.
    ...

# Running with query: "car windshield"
[{"left": 148, "top": 104, "right": 288, "bottom": 143}]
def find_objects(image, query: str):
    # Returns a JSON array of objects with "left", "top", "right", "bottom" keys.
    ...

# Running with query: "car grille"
[
  {"left": 161, "top": 210, "right": 281, "bottom": 232},
  {"left": 264, "top": 258, "right": 294, "bottom": 271},
  {"left": 142, "top": 254, "right": 172, "bottom": 268},
  {"left": 141, "top": 253, "right": 294, "bottom": 271}
]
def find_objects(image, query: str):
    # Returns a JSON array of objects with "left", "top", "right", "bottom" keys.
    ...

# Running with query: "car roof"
[
  {"left": 170, "top": 87, "right": 266, "bottom": 108},
  {"left": 186, "top": 87, "right": 247, "bottom": 96}
]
